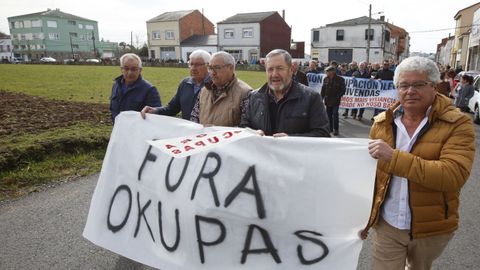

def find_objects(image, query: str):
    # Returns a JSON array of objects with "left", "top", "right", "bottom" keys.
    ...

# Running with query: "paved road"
[{"left": 1, "top": 109, "right": 479, "bottom": 269}]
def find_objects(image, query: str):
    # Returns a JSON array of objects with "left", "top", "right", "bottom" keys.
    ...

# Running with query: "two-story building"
[
  {"left": 8, "top": 8, "right": 101, "bottom": 61},
  {"left": 217, "top": 11, "right": 291, "bottom": 63},
  {"left": 311, "top": 16, "right": 408, "bottom": 64},
  {"left": 0, "top": 32, "right": 14, "bottom": 62},
  {"left": 146, "top": 10, "right": 215, "bottom": 61},
  {"left": 453, "top": 2, "right": 480, "bottom": 70}
]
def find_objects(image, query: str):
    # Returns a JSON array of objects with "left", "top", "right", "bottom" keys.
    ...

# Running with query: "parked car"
[
  {"left": 85, "top": 58, "right": 101, "bottom": 63},
  {"left": 40, "top": 57, "right": 57, "bottom": 63},
  {"left": 468, "top": 75, "right": 480, "bottom": 124},
  {"left": 11, "top": 57, "right": 24, "bottom": 64}
]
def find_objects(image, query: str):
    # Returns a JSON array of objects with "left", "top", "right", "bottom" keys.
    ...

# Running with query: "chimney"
[
  {"left": 282, "top": 9, "right": 285, "bottom": 20},
  {"left": 380, "top": 15, "right": 385, "bottom": 21}
]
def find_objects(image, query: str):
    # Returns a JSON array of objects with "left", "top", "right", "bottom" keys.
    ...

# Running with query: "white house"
[
  {"left": 311, "top": 16, "right": 407, "bottom": 64},
  {"left": 217, "top": 11, "right": 291, "bottom": 63}
]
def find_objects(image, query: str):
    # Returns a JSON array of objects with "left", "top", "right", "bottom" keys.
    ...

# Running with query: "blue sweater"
[
  {"left": 110, "top": 75, "right": 161, "bottom": 123},
  {"left": 155, "top": 76, "right": 209, "bottom": 120}
]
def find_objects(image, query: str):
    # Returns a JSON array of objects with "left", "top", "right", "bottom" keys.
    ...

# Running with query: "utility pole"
[
  {"left": 366, "top": 4, "right": 372, "bottom": 64},
  {"left": 70, "top": 34, "right": 74, "bottom": 59},
  {"left": 92, "top": 30, "right": 97, "bottom": 58}
]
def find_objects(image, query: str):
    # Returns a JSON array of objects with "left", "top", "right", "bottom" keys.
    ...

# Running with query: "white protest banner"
[
  {"left": 307, "top": 73, "right": 398, "bottom": 109},
  {"left": 83, "top": 111, "right": 376, "bottom": 270}
]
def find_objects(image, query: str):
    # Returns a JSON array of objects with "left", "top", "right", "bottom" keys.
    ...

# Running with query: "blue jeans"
[{"left": 326, "top": 106, "right": 339, "bottom": 132}]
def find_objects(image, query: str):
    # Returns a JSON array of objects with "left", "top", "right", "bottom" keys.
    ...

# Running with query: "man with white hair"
[
  {"left": 362, "top": 56, "right": 475, "bottom": 270},
  {"left": 190, "top": 51, "right": 252, "bottom": 126},
  {"left": 110, "top": 53, "right": 161, "bottom": 123},
  {"left": 141, "top": 49, "right": 211, "bottom": 120}
]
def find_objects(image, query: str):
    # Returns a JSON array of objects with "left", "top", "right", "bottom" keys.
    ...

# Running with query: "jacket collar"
[{"left": 377, "top": 93, "right": 459, "bottom": 124}]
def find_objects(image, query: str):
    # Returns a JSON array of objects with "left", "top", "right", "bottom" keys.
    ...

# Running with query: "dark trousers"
[
  {"left": 326, "top": 105, "right": 340, "bottom": 132},
  {"left": 352, "top": 108, "right": 365, "bottom": 117}
]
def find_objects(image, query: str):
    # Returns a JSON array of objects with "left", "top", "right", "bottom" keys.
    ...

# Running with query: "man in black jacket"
[
  {"left": 321, "top": 66, "right": 346, "bottom": 136},
  {"left": 240, "top": 49, "right": 330, "bottom": 137}
]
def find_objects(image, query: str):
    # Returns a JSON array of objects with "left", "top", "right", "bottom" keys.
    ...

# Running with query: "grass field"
[
  {"left": 0, "top": 64, "right": 266, "bottom": 200},
  {"left": 0, "top": 64, "right": 266, "bottom": 103}
]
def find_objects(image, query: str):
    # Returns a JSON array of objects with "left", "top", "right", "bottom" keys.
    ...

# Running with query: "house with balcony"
[
  {"left": 453, "top": 2, "right": 480, "bottom": 69},
  {"left": 8, "top": 8, "right": 101, "bottom": 61},
  {"left": 147, "top": 10, "right": 215, "bottom": 61},
  {"left": 311, "top": 16, "right": 409, "bottom": 64},
  {"left": 0, "top": 32, "right": 14, "bottom": 62},
  {"left": 217, "top": 11, "right": 291, "bottom": 63}
]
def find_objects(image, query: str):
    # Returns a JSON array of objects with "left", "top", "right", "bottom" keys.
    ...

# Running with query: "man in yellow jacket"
[{"left": 361, "top": 56, "right": 475, "bottom": 270}]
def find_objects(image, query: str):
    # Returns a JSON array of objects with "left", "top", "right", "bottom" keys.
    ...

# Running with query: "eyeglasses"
[
  {"left": 266, "top": 66, "right": 289, "bottom": 74},
  {"left": 188, "top": 63, "right": 207, "bottom": 68},
  {"left": 396, "top": 81, "right": 431, "bottom": 91},
  {"left": 121, "top": 67, "right": 141, "bottom": 72},
  {"left": 207, "top": 65, "right": 228, "bottom": 72}
]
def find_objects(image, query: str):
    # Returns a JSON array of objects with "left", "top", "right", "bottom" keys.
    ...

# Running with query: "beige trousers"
[{"left": 373, "top": 217, "right": 454, "bottom": 270}]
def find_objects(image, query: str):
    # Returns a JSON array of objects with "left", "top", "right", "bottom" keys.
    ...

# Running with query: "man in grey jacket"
[{"left": 240, "top": 49, "right": 330, "bottom": 137}]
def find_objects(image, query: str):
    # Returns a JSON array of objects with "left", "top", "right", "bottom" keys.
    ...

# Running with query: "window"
[
  {"left": 384, "top": 30, "right": 390, "bottom": 42},
  {"left": 365, "top": 29, "right": 374, "bottom": 40},
  {"left": 20, "top": 34, "right": 26, "bottom": 40},
  {"left": 78, "top": 23, "right": 83, "bottom": 29},
  {"left": 313, "top": 30, "right": 320, "bottom": 42},
  {"left": 70, "top": 32, "right": 78, "bottom": 37},
  {"left": 225, "top": 50, "right": 242, "bottom": 61},
  {"left": 224, "top": 29, "right": 234, "bottom": 39},
  {"left": 242, "top": 28, "right": 253, "bottom": 38},
  {"left": 72, "top": 44, "right": 79, "bottom": 49},
  {"left": 7, "top": 45, "right": 11, "bottom": 52},
  {"left": 85, "top": 25, "right": 94, "bottom": 30},
  {"left": 336, "top": 29, "right": 344, "bottom": 41},
  {"left": 48, "top": 33, "right": 59, "bottom": 40},
  {"left": 10, "top": 21, "right": 15, "bottom": 29},
  {"left": 80, "top": 34, "right": 92, "bottom": 41},
  {"left": 152, "top": 31, "right": 161, "bottom": 40},
  {"left": 165, "top": 31, "right": 175, "bottom": 40},
  {"left": 31, "top": 20, "right": 41, "bottom": 27},
  {"left": 33, "top": 33, "right": 44, "bottom": 40},
  {"left": 47, "top": 20, "right": 57, "bottom": 28},
  {"left": 68, "top": 20, "right": 76, "bottom": 26},
  {"left": 15, "top": 21, "right": 24, "bottom": 28},
  {"left": 23, "top": 20, "right": 31, "bottom": 28}
]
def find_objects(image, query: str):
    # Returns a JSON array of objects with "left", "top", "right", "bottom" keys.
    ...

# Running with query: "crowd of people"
[{"left": 108, "top": 50, "right": 475, "bottom": 270}]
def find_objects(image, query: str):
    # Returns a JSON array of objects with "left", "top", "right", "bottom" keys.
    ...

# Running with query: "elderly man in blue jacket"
[
  {"left": 140, "top": 49, "right": 210, "bottom": 120},
  {"left": 109, "top": 53, "right": 161, "bottom": 123}
]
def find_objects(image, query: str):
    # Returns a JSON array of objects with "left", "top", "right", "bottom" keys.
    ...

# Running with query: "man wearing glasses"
[
  {"left": 141, "top": 49, "right": 211, "bottom": 120},
  {"left": 190, "top": 51, "right": 252, "bottom": 126},
  {"left": 240, "top": 49, "right": 330, "bottom": 137},
  {"left": 361, "top": 56, "right": 475, "bottom": 270},
  {"left": 109, "top": 53, "right": 161, "bottom": 123}
]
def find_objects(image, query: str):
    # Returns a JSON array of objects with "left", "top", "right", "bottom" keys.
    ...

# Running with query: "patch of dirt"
[{"left": 0, "top": 90, "right": 111, "bottom": 137}]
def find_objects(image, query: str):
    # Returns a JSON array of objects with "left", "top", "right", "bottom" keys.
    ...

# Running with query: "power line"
[{"left": 410, "top": 24, "right": 479, "bottom": 34}]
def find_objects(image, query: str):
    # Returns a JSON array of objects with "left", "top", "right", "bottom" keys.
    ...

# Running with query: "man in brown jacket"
[
  {"left": 362, "top": 56, "right": 475, "bottom": 270},
  {"left": 190, "top": 51, "right": 251, "bottom": 126}
]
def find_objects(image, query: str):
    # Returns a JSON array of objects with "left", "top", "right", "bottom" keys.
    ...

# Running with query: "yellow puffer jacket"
[{"left": 364, "top": 94, "right": 475, "bottom": 238}]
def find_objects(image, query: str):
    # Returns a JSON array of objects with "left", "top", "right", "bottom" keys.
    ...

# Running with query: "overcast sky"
[{"left": 1, "top": 0, "right": 478, "bottom": 54}]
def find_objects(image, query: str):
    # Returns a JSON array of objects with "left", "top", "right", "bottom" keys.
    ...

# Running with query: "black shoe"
[
  {"left": 333, "top": 130, "right": 339, "bottom": 136},
  {"left": 342, "top": 112, "right": 348, "bottom": 117}
]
